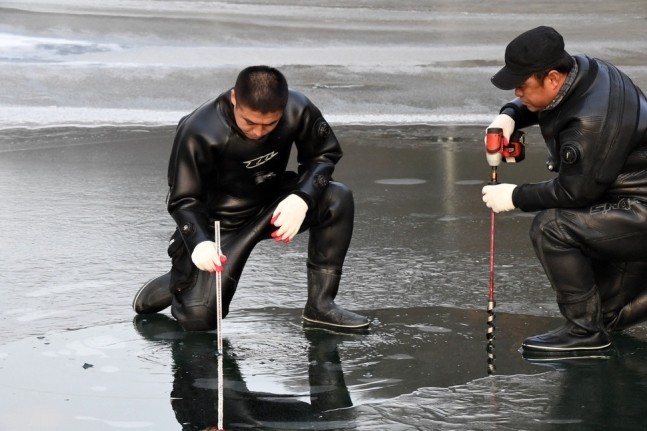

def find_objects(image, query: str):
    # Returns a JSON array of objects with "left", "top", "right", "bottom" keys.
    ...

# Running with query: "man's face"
[
  {"left": 514, "top": 74, "right": 560, "bottom": 112},
  {"left": 230, "top": 90, "right": 283, "bottom": 140}
]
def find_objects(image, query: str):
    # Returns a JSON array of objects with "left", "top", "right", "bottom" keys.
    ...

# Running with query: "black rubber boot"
[
  {"left": 522, "top": 293, "right": 611, "bottom": 353},
  {"left": 132, "top": 271, "right": 174, "bottom": 314},
  {"left": 302, "top": 264, "right": 369, "bottom": 331}
]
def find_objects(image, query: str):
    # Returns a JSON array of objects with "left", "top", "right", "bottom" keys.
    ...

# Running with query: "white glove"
[
  {"left": 482, "top": 183, "right": 517, "bottom": 213},
  {"left": 191, "top": 241, "right": 227, "bottom": 272},
  {"left": 485, "top": 114, "right": 515, "bottom": 166},
  {"left": 271, "top": 194, "right": 308, "bottom": 243}
]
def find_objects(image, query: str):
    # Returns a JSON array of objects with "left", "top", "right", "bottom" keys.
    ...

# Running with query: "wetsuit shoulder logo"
[{"left": 244, "top": 151, "right": 278, "bottom": 169}]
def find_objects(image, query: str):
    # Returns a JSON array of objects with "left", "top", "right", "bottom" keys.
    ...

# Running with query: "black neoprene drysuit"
[
  {"left": 166, "top": 90, "right": 355, "bottom": 331},
  {"left": 500, "top": 55, "right": 647, "bottom": 329}
]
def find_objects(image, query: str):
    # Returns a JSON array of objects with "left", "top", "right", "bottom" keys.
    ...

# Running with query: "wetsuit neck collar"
[{"left": 543, "top": 57, "right": 578, "bottom": 112}]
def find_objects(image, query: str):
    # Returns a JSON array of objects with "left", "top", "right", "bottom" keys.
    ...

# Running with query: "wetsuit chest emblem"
[{"left": 244, "top": 151, "right": 278, "bottom": 169}]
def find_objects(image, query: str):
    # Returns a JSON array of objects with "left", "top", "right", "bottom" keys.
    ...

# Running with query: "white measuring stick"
[
  {"left": 215, "top": 220, "right": 224, "bottom": 430},
  {"left": 215, "top": 220, "right": 223, "bottom": 354}
]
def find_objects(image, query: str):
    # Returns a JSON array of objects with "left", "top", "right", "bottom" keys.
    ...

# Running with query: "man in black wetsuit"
[
  {"left": 133, "top": 65, "right": 369, "bottom": 331},
  {"left": 482, "top": 26, "right": 647, "bottom": 354}
]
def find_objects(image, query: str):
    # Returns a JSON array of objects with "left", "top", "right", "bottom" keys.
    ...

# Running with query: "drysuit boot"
[
  {"left": 302, "top": 265, "right": 369, "bottom": 330},
  {"left": 522, "top": 293, "right": 611, "bottom": 353},
  {"left": 132, "top": 271, "right": 174, "bottom": 314}
]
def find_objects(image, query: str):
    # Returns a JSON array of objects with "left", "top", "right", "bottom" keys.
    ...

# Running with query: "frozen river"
[{"left": 1, "top": 0, "right": 647, "bottom": 128}]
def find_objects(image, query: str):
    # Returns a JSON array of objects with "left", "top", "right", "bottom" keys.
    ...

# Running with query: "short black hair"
[
  {"left": 234, "top": 66, "right": 288, "bottom": 113},
  {"left": 531, "top": 55, "right": 575, "bottom": 84}
]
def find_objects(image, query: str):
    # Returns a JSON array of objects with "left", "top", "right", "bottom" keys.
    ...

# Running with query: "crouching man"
[{"left": 133, "top": 65, "right": 369, "bottom": 332}]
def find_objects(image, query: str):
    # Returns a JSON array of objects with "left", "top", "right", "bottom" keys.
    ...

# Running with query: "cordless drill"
[{"left": 485, "top": 127, "right": 525, "bottom": 184}]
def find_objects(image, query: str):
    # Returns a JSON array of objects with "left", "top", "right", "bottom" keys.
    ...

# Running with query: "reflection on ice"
[
  {"left": 354, "top": 372, "right": 566, "bottom": 430},
  {"left": 355, "top": 334, "right": 647, "bottom": 430}
]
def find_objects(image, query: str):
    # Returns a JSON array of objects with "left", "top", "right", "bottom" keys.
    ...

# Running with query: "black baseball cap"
[{"left": 491, "top": 26, "right": 572, "bottom": 90}]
